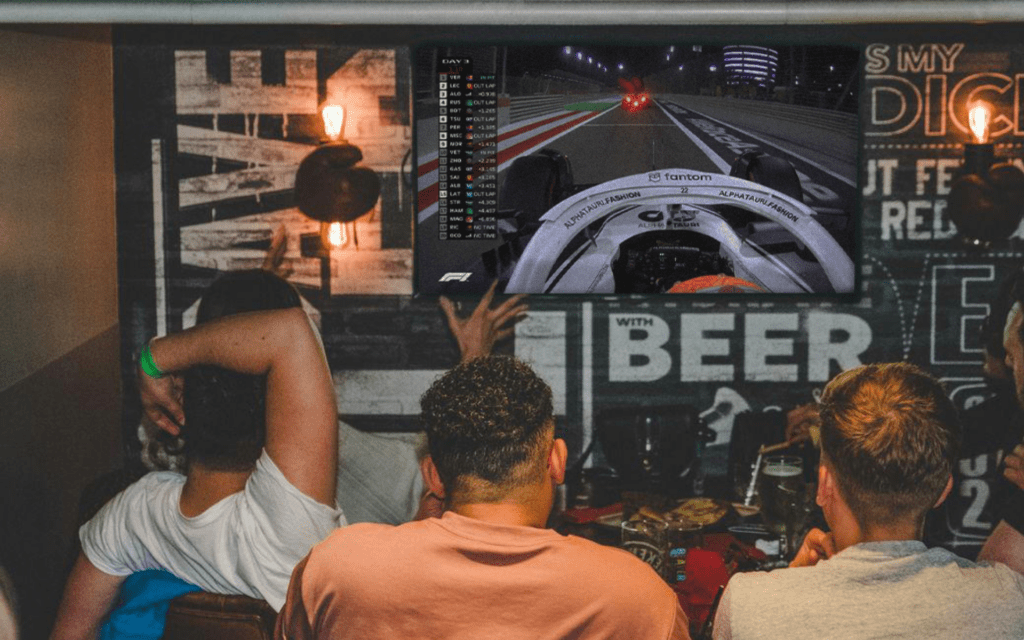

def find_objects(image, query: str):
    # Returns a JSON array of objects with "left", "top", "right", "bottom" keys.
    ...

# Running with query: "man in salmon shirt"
[{"left": 276, "top": 355, "right": 689, "bottom": 640}]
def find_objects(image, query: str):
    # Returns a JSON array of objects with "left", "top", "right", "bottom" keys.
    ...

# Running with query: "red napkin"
[
  {"left": 673, "top": 534, "right": 766, "bottom": 629},
  {"left": 674, "top": 549, "right": 729, "bottom": 628},
  {"left": 561, "top": 503, "right": 622, "bottom": 524}
]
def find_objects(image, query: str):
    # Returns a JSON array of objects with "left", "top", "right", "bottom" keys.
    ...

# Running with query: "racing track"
[{"left": 416, "top": 95, "right": 858, "bottom": 293}]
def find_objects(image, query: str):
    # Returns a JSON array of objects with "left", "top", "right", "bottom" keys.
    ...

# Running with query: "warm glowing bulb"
[
  {"left": 327, "top": 222, "right": 345, "bottom": 247},
  {"left": 969, "top": 103, "right": 991, "bottom": 144},
  {"left": 322, "top": 105, "right": 345, "bottom": 141}
]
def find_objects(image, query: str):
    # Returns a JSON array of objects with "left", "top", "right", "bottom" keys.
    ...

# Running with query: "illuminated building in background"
[{"left": 723, "top": 45, "right": 778, "bottom": 89}]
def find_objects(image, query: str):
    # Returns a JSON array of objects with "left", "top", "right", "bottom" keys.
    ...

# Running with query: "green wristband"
[{"left": 139, "top": 342, "right": 165, "bottom": 379}]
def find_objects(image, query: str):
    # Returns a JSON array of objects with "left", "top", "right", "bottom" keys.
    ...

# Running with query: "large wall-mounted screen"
[{"left": 415, "top": 44, "right": 860, "bottom": 296}]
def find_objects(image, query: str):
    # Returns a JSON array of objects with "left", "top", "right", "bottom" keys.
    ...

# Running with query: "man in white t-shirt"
[
  {"left": 133, "top": 277, "right": 525, "bottom": 528},
  {"left": 51, "top": 270, "right": 529, "bottom": 639},
  {"left": 51, "top": 295, "right": 341, "bottom": 639}
]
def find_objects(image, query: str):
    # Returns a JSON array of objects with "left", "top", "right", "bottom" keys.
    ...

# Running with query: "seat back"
[{"left": 163, "top": 591, "right": 276, "bottom": 640}]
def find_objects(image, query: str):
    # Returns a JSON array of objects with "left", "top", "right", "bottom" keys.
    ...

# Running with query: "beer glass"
[
  {"left": 664, "top": 516, "right": 703, "bottom": 584},
  {"left": 757, "top": 455, "right": 806, "bottom": 559},
  {"left": 621, "top": 516, "right": 668, "bottom": 578}
]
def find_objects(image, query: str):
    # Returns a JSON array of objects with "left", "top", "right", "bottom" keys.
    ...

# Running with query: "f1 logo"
[{"left": 440, "top": 272, "right": 472, "bottom": 282}]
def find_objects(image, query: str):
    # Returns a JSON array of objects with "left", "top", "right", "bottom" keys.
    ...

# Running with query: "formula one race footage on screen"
[{"left": 414, "top": 44, "right": 859, "bottom": 296}]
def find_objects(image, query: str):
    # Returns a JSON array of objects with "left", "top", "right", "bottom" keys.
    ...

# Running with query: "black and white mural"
[
  {"left": 115, "top": 27, "right": 418, "bottom": 445},
  {"left": 115, "top": 29, "right": 413, "bottom": 341}
]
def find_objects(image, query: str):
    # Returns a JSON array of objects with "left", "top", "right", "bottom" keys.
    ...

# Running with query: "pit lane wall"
[{"left": 653, "top": 94, "right": 859, "bottom": 146}]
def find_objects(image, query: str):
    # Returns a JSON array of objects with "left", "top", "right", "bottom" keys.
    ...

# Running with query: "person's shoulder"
[
  {"left": 319, "top": 519, "right": 397, "bottom": 543},
  {"left": 963, "top": 553, "right": 1024, "bottom": 590},
  {"left": 79, "top": 471, "right": 186, "bottom": 574},
  {"left": 110, "top": 469, "right": 183, "bottom": 492},
  {"left": 311, "top": 520, "right": 433, "bottom": 559},
  {"left": 899, "top": 546, "right": 1024, "bottom": 599},
  {"left": 303, "top": 520, "right": 433, "bottom": 587},
  {"left": 556, "top": 535, "right": 684, "bottom": 634},
  {"left": 560, "top": 532, "right": 642, "bottom": 561},
  {"left": 725, "top": 563, "right": 818, "bottom": 600},
  {"left": 134, "top": 470, "right": 186, "bottom": 488},
  {"left": 987, "top": 558, "right": 1024, "bottom": 583},
  {"left": 920, "top": 544, "right": 1022, "bottom": 577},
  {"left": 95, "top": 471, "right": 183, "bottom": 515},
  {"left": 561, "top": 534, "right": 674, "bottom": 589},
  {"left": 943, "top": 553, "right": 1024, "bottom": 620},
  {"left": 921, "top": 544, "right": 977, "bottom": 565}
]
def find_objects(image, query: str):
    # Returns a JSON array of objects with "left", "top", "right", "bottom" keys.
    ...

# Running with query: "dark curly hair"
[
  {"left": 819, "top": 362, "right": 961, "bottom": 528},
  {"left": 420, "top": 356, "right": 554, "bottom": 501},
  {"left": 181, "top": 269, "right": 302, "bottom": 471}
]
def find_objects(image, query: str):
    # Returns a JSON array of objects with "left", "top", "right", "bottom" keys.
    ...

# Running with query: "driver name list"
[{"left": 437, "top": 56, "right": 499, "bottom": 240}]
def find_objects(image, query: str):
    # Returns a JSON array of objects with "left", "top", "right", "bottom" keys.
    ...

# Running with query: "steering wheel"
[{"left": 504, "top": 169, "right": 854, "bottom": 294}]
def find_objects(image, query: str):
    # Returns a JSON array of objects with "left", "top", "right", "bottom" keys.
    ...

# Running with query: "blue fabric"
[{"left": 99, "top": 570, "right": 201, "bottom": 640}]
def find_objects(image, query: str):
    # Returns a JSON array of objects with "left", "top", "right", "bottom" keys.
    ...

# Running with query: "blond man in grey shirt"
[{"left": 714, "top": 363, "right": 1024, "bottom": 640}]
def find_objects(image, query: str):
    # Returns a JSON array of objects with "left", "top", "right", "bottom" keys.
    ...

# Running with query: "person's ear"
[
  {"left": 934, "top": 475, "right": 954, "bottom": 508},
  {"left": 817, "top": 462, "right": 831, "bottom": 509},
  {"left": 549, "top": 438, "right": 568, "bottom": 485},
  {"left": 420, "top": 455, "right": 446, "bottom": 499}
]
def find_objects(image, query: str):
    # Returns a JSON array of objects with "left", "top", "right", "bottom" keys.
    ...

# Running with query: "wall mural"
[
  {"left": 115, "top": 27, "right": 420, "bottom": 447},
  {"left": 115, "top": 31, "right": 414, "bottom": 345},
  {"left": 116, "top": 32, "right": 1022, "bottom": 552}
]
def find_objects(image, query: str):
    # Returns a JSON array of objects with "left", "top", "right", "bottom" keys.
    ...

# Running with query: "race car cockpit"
[{"left": 447, "top": 148, "right": 854, "bottom": 295}]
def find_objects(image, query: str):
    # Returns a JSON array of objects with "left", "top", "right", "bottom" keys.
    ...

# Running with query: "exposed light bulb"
[
  {"left": 328, "top": 221, "right": 346, "bottom": 247},
  {"left": 322, "top": 105, "right": 345, "bottom": 141},
  {"left": 969, "top": 103, "right": 991, "bottom": 144}
]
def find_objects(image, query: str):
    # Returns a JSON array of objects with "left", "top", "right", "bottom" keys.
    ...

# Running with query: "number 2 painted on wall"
[{"left": 960, "top": 479, "right": 991, "bottom": 530}]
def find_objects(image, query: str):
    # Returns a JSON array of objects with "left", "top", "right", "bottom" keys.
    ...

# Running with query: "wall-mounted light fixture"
[
  {"left": 947, "top": 99, "right": 1024, "bottom": 248},
  {"left": 295, "top": 103, "right": 382, "bottom": 295}
]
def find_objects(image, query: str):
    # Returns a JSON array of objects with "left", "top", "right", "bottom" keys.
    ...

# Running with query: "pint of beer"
[{"left": 758, "top": 455, "right": 806, "bottom": 557}]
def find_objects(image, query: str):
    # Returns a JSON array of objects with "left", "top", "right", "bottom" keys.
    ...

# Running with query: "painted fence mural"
[
  {"left": 116, "top": 34, "right": 1023, "bottom": 549},
  {"left": 115, "top": 29, "right": 418, "bottom": 442},
  {"left": 116, "top": 32, "right": 414, "bottom": 351}
]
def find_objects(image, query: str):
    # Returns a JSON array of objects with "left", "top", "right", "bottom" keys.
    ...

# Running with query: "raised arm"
[
  {"left": 440, "top": 280, "right": 528, "bottom": 363},
  {"left": 141, "top": 307, "right": 337, "bottom": 505}
]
